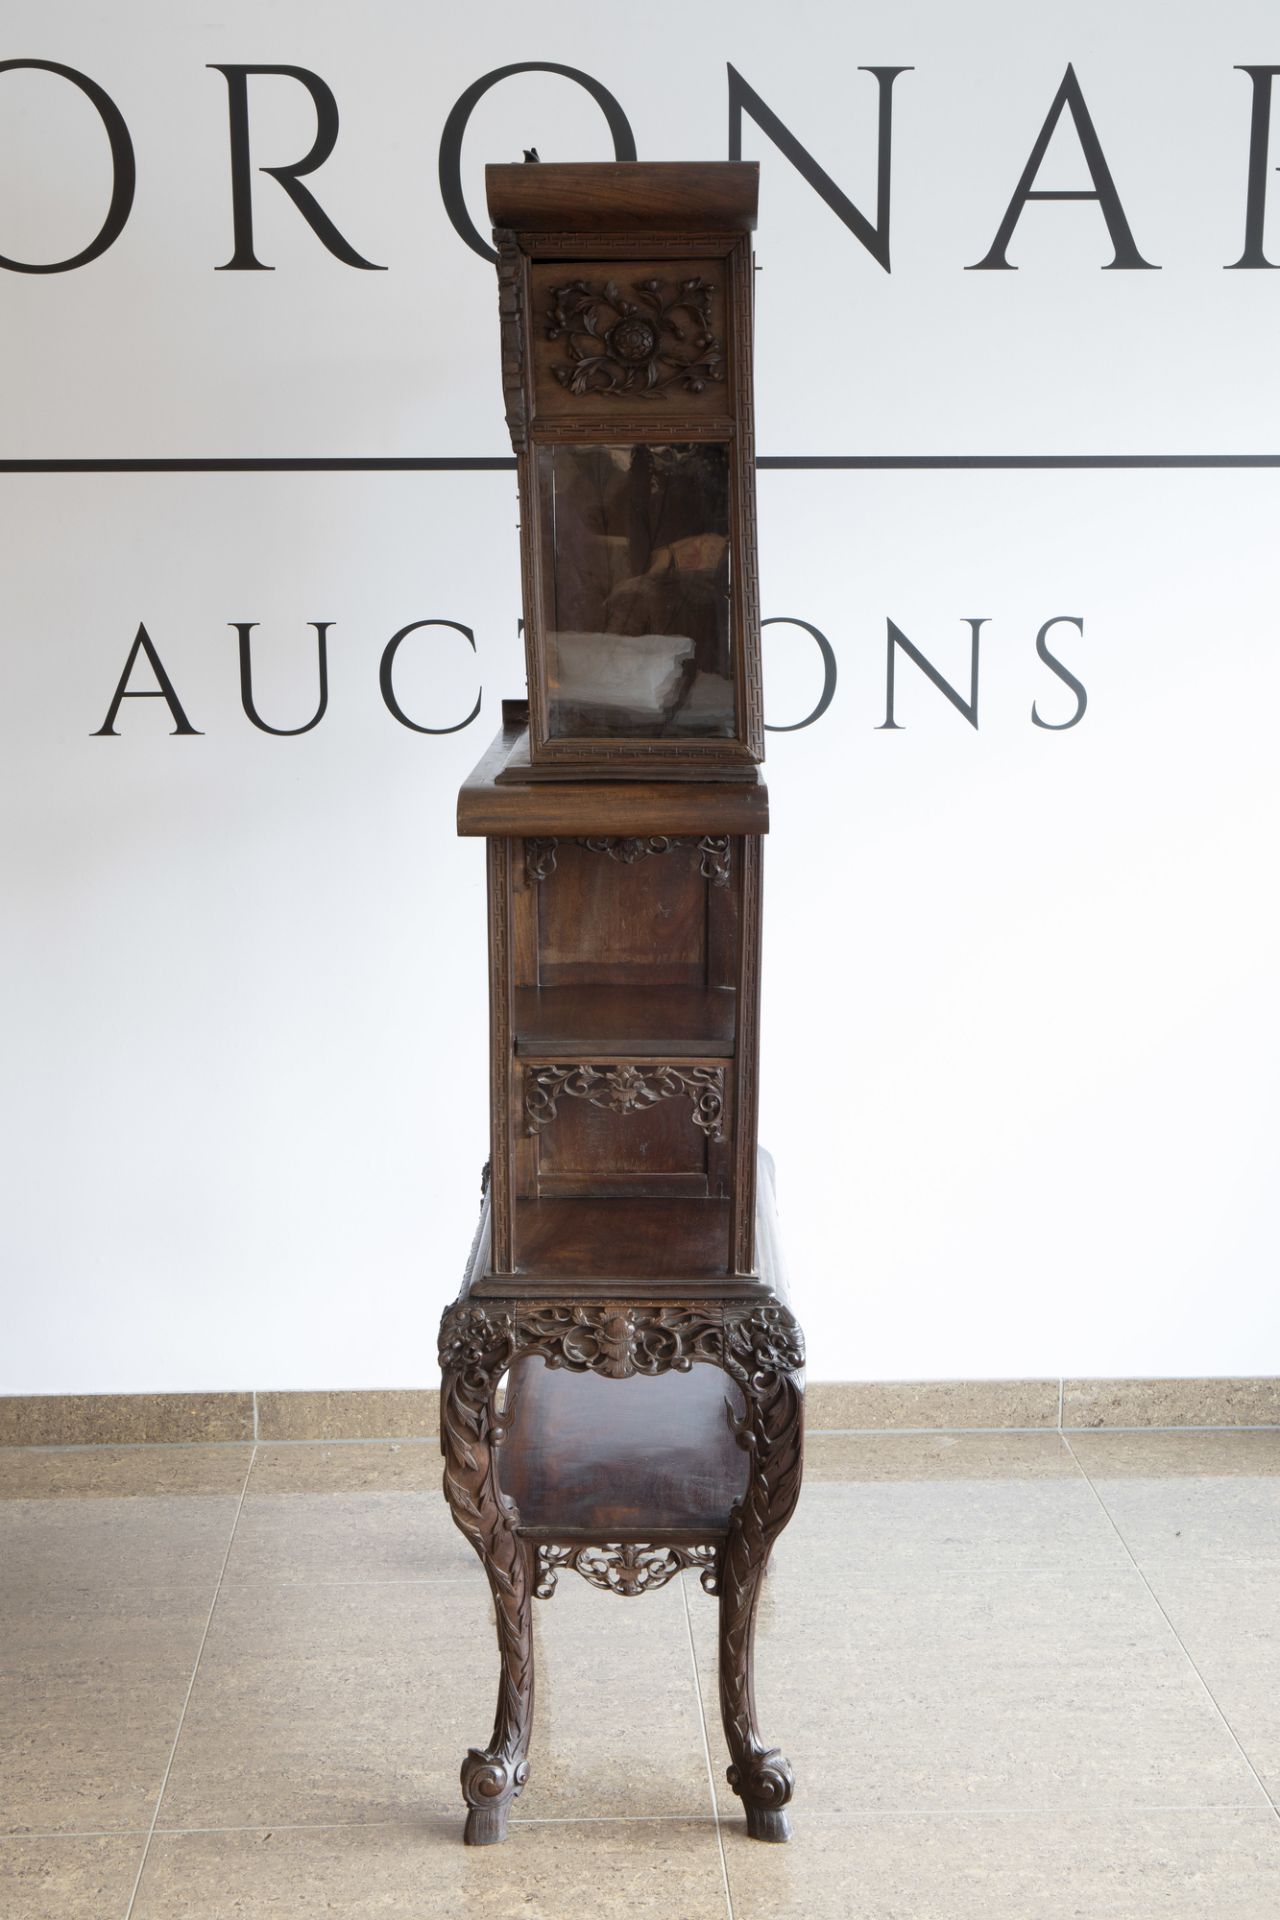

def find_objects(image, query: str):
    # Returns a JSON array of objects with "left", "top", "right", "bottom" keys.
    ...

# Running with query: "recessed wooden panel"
[
  {"left": 533, "top": 1090, "right": 707, "bottom": 1192},
  {"left": 511, "top": 1194, "right": 731, "bottom": 1279},
  {"left": 536, "top": 839, "right": 707, "bottom": 985}
]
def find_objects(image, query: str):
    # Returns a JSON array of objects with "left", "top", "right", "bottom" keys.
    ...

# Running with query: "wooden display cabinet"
[
  {"left": 438, "top": 163, "right": 805, "bottom": 1849},
  {"left": 490, "top": 160, "right": 763, "bottom": 778}
]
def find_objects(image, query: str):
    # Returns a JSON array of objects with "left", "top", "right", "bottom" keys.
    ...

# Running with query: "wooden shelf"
[
  {"left": 514, "top": 985, "right": 735, "bottom": 1059},
  {"left": 497, "top": 1362, "right": 749, "bottom": 1534}
]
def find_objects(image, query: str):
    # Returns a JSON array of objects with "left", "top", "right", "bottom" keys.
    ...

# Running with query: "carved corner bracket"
[
  {"left": 535, "top": 1542, "right": 720, "bottom": 1599},
  {"left": 524, "top": 837, "right": 559, "bottom": 883},
  {"left": 524, "top": 1063, "right": 726, "bottom": 1143}
]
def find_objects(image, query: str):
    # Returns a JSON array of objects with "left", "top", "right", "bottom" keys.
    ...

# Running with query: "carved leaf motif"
[{"left": 546, "top": 276, "right": 726, "bottom": 400}]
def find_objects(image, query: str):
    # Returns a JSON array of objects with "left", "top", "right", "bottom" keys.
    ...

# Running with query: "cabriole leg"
[
  {"left": 718, "top": 1308, "right": 805, "bottom": 1841},
  {"left": 439, "top": 1303, "right": 531, "bottom": 1844}
]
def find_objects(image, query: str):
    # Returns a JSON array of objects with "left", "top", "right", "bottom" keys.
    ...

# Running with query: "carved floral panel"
[{"left": 529, "top": 259, "right": 731, "bottom": 421}]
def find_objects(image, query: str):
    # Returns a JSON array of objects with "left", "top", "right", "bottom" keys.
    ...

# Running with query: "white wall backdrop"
[{"left": 3, "top": 0, "right": 1278, "bottom": 1389}]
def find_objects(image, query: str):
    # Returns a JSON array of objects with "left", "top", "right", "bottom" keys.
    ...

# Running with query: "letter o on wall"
[
  {"left": 438, "top": 63, "right": 637, "bottom": 263},
  {"left": 762, "top": 617, "right": 838, "bottom": 731},
  {"left": 0, "top": 60, "right": 136, "bottom": 272}
]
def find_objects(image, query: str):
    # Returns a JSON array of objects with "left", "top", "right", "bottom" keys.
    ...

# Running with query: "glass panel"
[{"left": 538, "top": 443, "right": 735, "bottom": 740}]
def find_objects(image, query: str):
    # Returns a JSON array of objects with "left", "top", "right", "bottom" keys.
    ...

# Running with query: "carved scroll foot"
[
  {"left": 461, "top": 1747, "right": 530, "bottom": 1846},
  {"left": 729, "top": 1748, "right": 796, "bottom": 1843}
]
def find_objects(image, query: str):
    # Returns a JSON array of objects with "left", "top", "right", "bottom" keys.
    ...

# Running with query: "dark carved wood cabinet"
[{"left": 438, "top": 162, "right": 805, "bottom": 1847}]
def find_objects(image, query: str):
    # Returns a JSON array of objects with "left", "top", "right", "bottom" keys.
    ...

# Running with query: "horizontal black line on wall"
[{"left": 2, "top": 454, "right": 1280, "bottom": 475}]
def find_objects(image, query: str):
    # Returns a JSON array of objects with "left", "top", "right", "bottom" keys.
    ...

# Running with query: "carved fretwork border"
[
  {"left": 439, "top": 1298, "right": 803, "bottom": 1388},
  {"left": 535, "top": 1541, "right": 720, "bottom": 1599}
]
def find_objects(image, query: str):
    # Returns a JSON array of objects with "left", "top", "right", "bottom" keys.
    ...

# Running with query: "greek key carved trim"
[
  {"left": 524, "top": 1063, "right": 726, "bottom": 1142},
  {"left": 535, "top": 1542, "right": 720, "bottom": 1599}
]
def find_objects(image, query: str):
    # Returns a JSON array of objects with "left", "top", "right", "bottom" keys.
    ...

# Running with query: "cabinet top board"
[{"left": 485, "top": 161, "right": 759, "bottom": 235}]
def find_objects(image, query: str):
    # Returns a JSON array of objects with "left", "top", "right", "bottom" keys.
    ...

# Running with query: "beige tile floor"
[{"left": 3, "top": 1429, "right": 1280, "bottom": 1917}]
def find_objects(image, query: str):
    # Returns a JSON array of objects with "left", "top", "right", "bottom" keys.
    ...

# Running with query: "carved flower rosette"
[{"left": 546, "top": 276, "right": 726, "bottom": 398}]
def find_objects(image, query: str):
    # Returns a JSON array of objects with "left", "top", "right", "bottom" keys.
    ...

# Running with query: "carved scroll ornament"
[
  {"left": 524, "top": 1063, "right": 726, "bottom": 1142},
  {"left": 438, "top": 1298, "right": 802, "bottom": 1389},
  {"left": 523, "top": 836, "right": 731, "bottom": 888}
]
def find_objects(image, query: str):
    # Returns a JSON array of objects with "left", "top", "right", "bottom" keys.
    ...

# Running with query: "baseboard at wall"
[
  {"left": 0, "top": 1389, "right": 440, "bottom": 1448},
  {"left": 2, "top": 1378, "right": 1280, "bottom": 1446},
  {"left": 804, "top": 1378, "right": 1280, "bottom": 1432}
]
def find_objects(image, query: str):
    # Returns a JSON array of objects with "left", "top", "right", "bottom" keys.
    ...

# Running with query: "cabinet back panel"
[{"left": 537, "top": 842, "right": 706, "bottom": 986}]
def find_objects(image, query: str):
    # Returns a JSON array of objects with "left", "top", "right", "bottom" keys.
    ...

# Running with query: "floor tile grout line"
[
  {"left": 680, "top": 1574, "right": 735, "bottom": 1920},
  {"left": 1059, "top": 1432, "right": 1280, "bottom": 1829},
  {"left": 121, "top": 1441, "right": 258, "bottom": 1920},
  {"left": 10, "top": 1802, "right": 1278, "bottom": 1844},
  {"left": 251, "top": 1392, "right": 258, "bottom": 1443}
]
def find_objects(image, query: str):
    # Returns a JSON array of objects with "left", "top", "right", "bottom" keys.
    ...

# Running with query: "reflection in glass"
[{"left": 538, "top": 443, "right": 734, "bottom": 740}]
